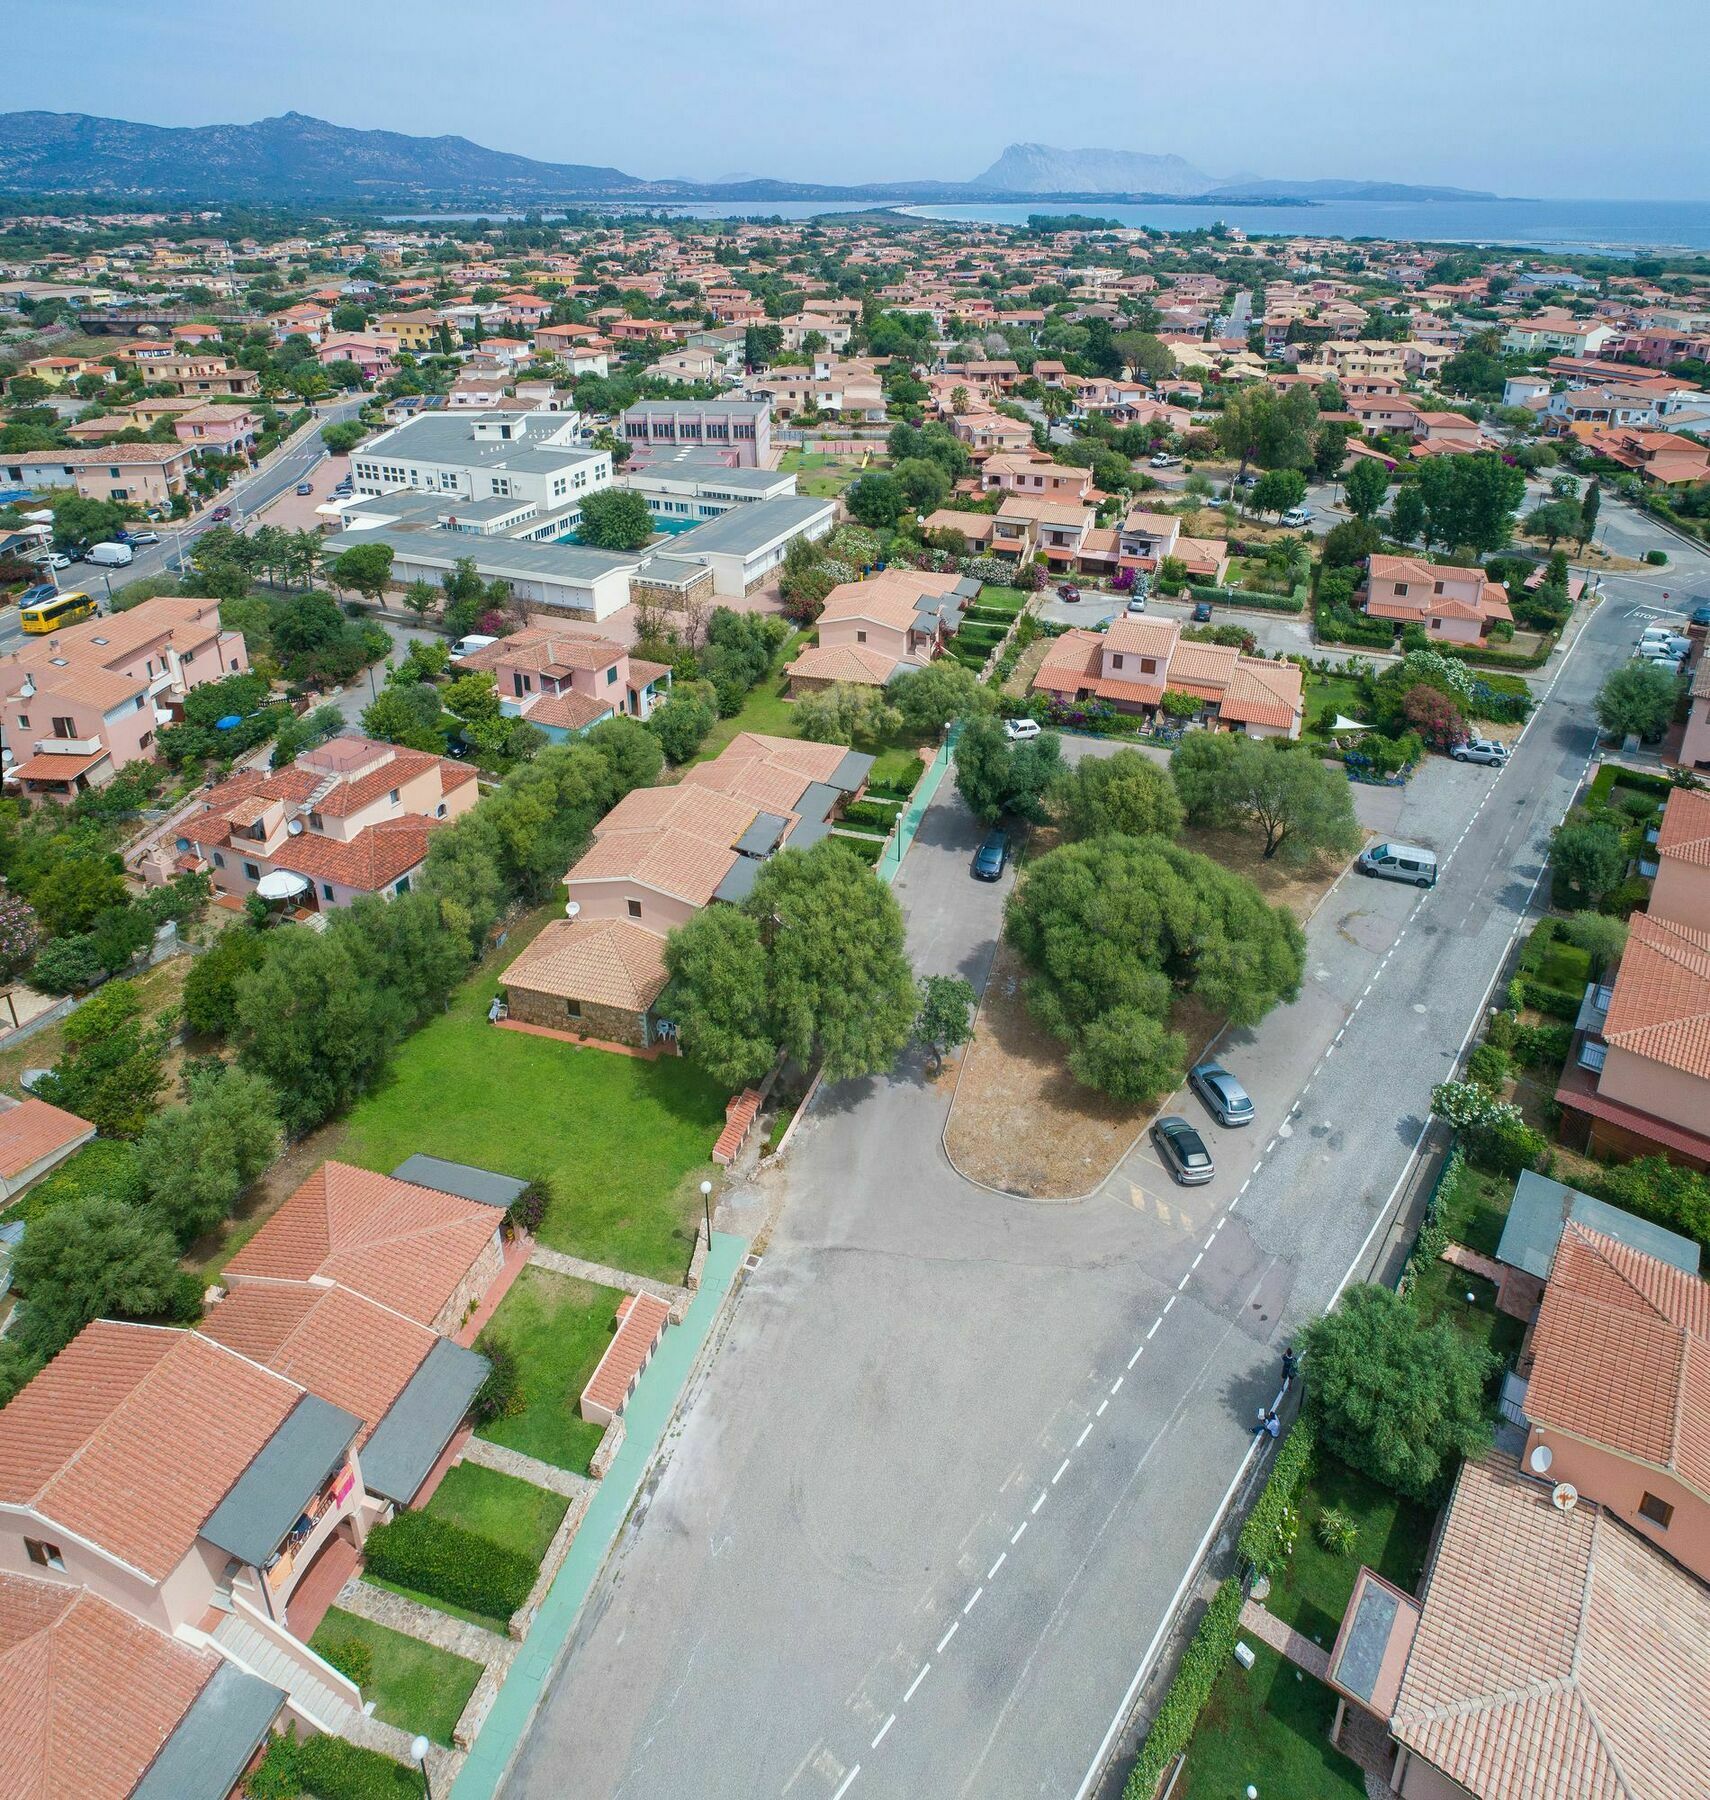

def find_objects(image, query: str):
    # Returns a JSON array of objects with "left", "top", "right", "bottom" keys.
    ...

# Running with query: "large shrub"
[
  {"left": 1122, "top": 1580, "right": 1244, "bottom": 1798},
  {"left": 361, "top": 1510, "right": 537, "bottom": 1619}
]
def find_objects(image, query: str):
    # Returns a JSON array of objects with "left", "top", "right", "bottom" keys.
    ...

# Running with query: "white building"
[{"left": 348, "top": 409, "right": 611, "bottom": 518}]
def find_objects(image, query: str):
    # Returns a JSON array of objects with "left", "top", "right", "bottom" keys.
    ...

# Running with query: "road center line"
[
  {"left": 1076, "top": 1422, "right": 1093, "bottom": 1447},
  {"left": 832, "top": 1765, "right": 860, "bottom": 1800},
  {"left": 1162, "top": 1295, "right": 1176, "bottom": 1315},
  {"left": 1190, "top": 1251, "right": 1203, "bottom": 1271},
  {"left": 871, "top": 1715, "right": 895, "bottom": 1749},
  {"left": 963, "top": 1586, "right": 983, "bottom": 1615},
  {"left": 1031, "top": 1489, "right": 1047, "bottom": 1514},
  {"left": 1110, "top": 1375, "right": 1124, "bottom": 1394},
  {"left": 1128, "top": 1345, "right": 1143, "bottom": 1368},
  {"left": 1096, "top": 1398, "right": 1109, "bottom": 1416},
  {"left": 936, "top": 1620, "right": 958, "bottom": 1653},
  {"left": 1146, "top": 1319, "right": 1161, "bottom": 1340},
  {"left": 1053, "top": 1457, "right": 1072, "bottom": 1483},
  {"left": 1011, "top": 1520, "right": 1028, "bottom": 1545},
  {"left": 988, "top": 1552, "right": 1006, "bottom": 1580}
]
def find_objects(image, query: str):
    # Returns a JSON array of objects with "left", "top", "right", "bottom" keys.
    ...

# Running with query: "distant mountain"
[
  {"left": 971, "top": 143, "right": 1218, "bottom": 198},
  {"left": 0, "top": 110, "right": 664, "bottom": 201},
  {"left": 1210, "top": 177, "right": 1499, "bottom": 202}
]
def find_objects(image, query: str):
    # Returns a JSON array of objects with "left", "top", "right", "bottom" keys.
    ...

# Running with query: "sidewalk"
[{"left": 448, "top": 1231, "right": 747, "bottom": 1799}]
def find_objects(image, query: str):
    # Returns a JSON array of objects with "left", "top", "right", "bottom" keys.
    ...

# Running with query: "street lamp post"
[
  {"left": 700, "top": 1178, "right": 713, "bottom": 1245},
  {"left": 410, "top": 1734, "right": 433, "bottom": 1800}
]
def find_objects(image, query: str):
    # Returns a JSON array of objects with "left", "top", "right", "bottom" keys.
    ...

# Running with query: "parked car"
[
  {"left": 17, "top": 583, "right": 57, "bottom": 607},
  {"left": 1192, "top": 599, "right": 1213, "bottom": 623},
  {"left": 972, "top": 831, "right": 1008, "bottom": 881},
  {"left": 296, "top": 480, "right": 315, "bottom": 496},
  {"left": 117, "top": 528, "right": 160, "bottom": 546},
  {"left": 1057, "top": 582, "right": 1081, "bottom": 603},
  {"left": 85, "top": 542, "right": 133, "bottom": 567},
  {"left": 1279, "top": 505, "right": 1312, "bottom": 529},
  {"left": 34, "top": 551, "right": 71, "bottom": 571},
  {"left": 450, "top": 633, "right": 499, "bottom": 660},
  {"left": 210, "top": 505, "right": 232, "bottom": 522},
  {"left": 1188, "top": 1061, "right": 1254, "bottom": 1128},
  {"left": 1127, "top": 594, "right": 1148, "bottom": 615},
  {"left": 1451, "top": 737, "right": 1511, "bottom": 766},
  {"left": 1151, "top": 1114, "right": 1215, "bottom": 1185},
  {"left": 1357, "top": 841, "right": 1439, "bottom": 888},
  {"left": 1690, "top": 600, "right": 1710, "bottom": 628},
  {"left": 1004, "top": 718, "right": 1041, "bottom": 742},
  {"left": 1149, "top": 452, "right": 1181, "bottom": 468}
]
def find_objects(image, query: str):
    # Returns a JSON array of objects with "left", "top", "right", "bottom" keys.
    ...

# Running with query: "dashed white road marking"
[
  {"left": 1031, "top": 1489, "right": 1047, "bottom": 1515},
  {"left": 1146, "top": 1319, "right": 1161, "bottom": 1340},
  {"left": 1053, "top": 1457, "right": 1071, "bottom": 1484},
  {"left": 1128, "top": 1345, "right": 1143, "bottom": 1369},
  {"left": 832, "top": 1765, "right": 860, "bottom": 1800},
  {"left": 963, "top": 1586, "right": 984, "bottom": 1616},
  {"left": 1096, "top": 1398, "right": 1109, "bottom": 1416},
  {"left": 1076, "top": 1422, "right": 1093, "bottom": 1447},
  {"left": 1010, "top": 1520, "right": 1028, "bottom": 1545},
  {"left": 936, "top": 1620, "right": 958, "bottom": 1654},
  {"left": 905, "top": 1662, "right": 929, "bottom": 1702},
  {"left": 1109, "top": 1375, "right": 1124, "bottom": 1395},
  {"left": 871, "top": 1715, "right": 895, "bottom": 1749},
  {"left": 988, "top": 1551, "right": 1006, "bottom": 1580}
]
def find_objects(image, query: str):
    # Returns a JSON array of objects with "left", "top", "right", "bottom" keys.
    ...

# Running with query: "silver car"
[
  {"left": 1451, "top": 737, "right": 1509, "bottom": 766},
  {"left": 1188, "top": 1060, "right": 1254, "bottom": 1127},
  {"left": 1151, "top": 1114, "right": 1216, "bottom": 1185}
]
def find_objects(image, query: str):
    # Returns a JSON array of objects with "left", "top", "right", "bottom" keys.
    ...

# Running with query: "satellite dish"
[
  {"left": 1551, "top": 1482, "right": 1579, "bottom": 1514},
  {"left": 287, "top": 818, "right": 304, "bottom": 835},
  {"left": 564, "top": 900, "right": 581, "bottom": 921},
  {"left": 1529, "top": 1443, "right": 1553, "bottom": 1475}
]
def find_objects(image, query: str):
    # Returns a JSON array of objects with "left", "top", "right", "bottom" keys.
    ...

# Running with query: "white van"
[
  {"left": 1357, "top": 841, "right": 1439, "bottom": 888},
  {"left": 1637, "top": 632, "right": 1690, "bottom": 661},
  {"left": 450, "top": 633, "right": 499, "bottom": 660},
  {"left": 1280, "top": 505, "right": 1313, "bottom": 529},
  {"left": 86, "top": 541, "right": 133, "bottom": 567}
]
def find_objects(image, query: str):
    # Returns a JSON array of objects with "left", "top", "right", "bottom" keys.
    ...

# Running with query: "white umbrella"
[{"left": 255, "top": 870, "right": 310, "bottom": 902}]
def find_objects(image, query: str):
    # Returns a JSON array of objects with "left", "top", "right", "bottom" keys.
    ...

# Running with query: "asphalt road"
[{"left": 501, "top": 535, "right": 1693, "bottom": 1800}]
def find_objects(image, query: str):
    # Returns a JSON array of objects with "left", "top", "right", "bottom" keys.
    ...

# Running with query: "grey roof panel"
[
  {"left": 391, "top": 1154, "right": 527, "bottom": 1209},
  {"left": 666, "top": 494, "right": 832, "bottom": 557},
  {"left": 735, "top": 811, "right": 790, "bottom": 857},
  {"left": 1335, "top": 1581, "right": 1402, "bottom": 1706},
  {"left": 794, "top": 781, "right": 844, "bottom": 827},
  {"left": 783, "top": 815, "right": 835, "bottom": 852},
  {"left": 828, "top": 749, "right": 876, "bottom": 792},
  {"left": 712, "top": 856, "right": 762, "bottom": 904},
  {"left": 132, "top": 1662, "right": 285, "bottom": 1800},
  {"left": 320, "top": 526, "right": 641, "bottom": 585},
  {"left": 201, "top": 1395, "right": 360, "bottom": 1567},
  {"left": 359, "top": 1339, "right": 491, "bottom": 1504},
  {"left": 1496, "top": 1170, "right": 1702, "bottom": 1282}
]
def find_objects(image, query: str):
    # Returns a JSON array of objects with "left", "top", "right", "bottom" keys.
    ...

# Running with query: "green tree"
[
  {"left": 1415, "top": 453, "right": 1525, "bottom": 555},
  {"left": 361, "top": 680, "right": 446, "bottom": 752},
  {"left": 1388, "top": 484, "right": 1427, "bottom": 548},
  {"left": 1300, "top": 1284, "right": 1494, "bottom": 1501},
  {"left": 1578, "top": 479, "right": 1600, "bottom": 546},
  {"left": 182, "top": 926, "right": 271, "bottom": 1037},
  {"left": 5, "top": 1196, "right": 187, "bottom": 1370},
  {"left": 1524, "top": 499, "right": 1580, "bottom": 548},
  {"left": 1549, "top": 819, "right": 1627, "bottom": 907},
  {"left": 585, "top": 715, "right": 665, "bottom": 791},
  {"left": 401, "top": 578, "right": 440, "bottom": 622},
  {"left": 36, "top": 980, "right": 169, "bottom": 1138},
  {"left": 647, "top": 684, "right": 718, "bottom": 764},
  {"left": 914, "top": 973, "right": 976, "bottom": 1070},
  {"left": 328, "top": 541, "right": 394, "bottom": 603},
  {"left": 50, "top": 495, "right": 126, "bottom": 550},
  {"left": 136, "top": 1066, "right": 282, "bottom": 1245},
  {"left": 662, "top": 907, "right": 776, "bottom": 1090},
  {"left": 29, "top": 854, "right": 128, "bottom": 938},
  {"left": 1171, "top": 734, "right": 1361, "bottom": 864},
  {"left": 845, "top": 471, "right": 908, "bottom": 529},
  {"left": 889, "top": 661, "right": 994, "bottom": 736},
  {"left": 577, "top": 487, "right": 655, "bottom": 551},
  {"left": 1051, "top": 747, "right": 1183, "bottom": 841},
  {"left": 1111, "top": 330, "right": 1174, "bottom": 384},
  {"left": 793, "top": 682, "right": 901, "bottom": 747},
  {"left": 1558, "top": 910, "right": 1627, "bottom": 977},
  {"left": 892, "top": 456, "right": 952, "bottom": 515},
  {"left": 1341, "top": 456, "right": 1389, "bottom": 521},
  {"left": 954, "top": 715, "right": 1064, "bottom": 824},
  {"left": 1594, "top": 662, "right": 1678, "bottom": 743},
  {"left": 1250, "top": 467, "right": 1307, "bottom": 520},
  {"left": 320, "top": 420, "right": 366, "bottom": 454},
  {"left": 1214, "top": 384, "right": 1316, "bottom": 477}
]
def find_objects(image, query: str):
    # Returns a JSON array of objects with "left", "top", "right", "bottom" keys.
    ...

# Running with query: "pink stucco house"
[
  {"left": 172, "top": 403, "right": 259, "bottom": 460},
  {"left": 453, "top": 627, "right": 672, "bottom": 735},
  {"left": 784, "top": 569, "right": 972, "bottom": 692},
  {"left": 1360, "top": 554, "right": 1513, "bottom": 644},
  {"left": 315, "top": 332, "right": 398, "bottom": 381}
]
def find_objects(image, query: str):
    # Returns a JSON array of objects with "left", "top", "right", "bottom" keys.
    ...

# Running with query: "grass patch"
[
  {"left": 868, "top": 745, "right": 926, "bottom": 792},
  {"left": 310, "top": 1608, "right": 482, "bottom": 1746},
  {"left": 474, "top": 1268, "right": 622, "bottom": 1475},
  {"left": 1411, "top": 1257, "right": 1526, "bottom": 1383},
  {"left": 1180, "top": 1638, "right": 1365, "bottom": 1800},
  {"left": 1303, "top": 673, "right": 1368, "bottom": 735},
  {"left": 777, "top": 448, "right": 867, "bottom": 498},
  {"left": 1536, "top": 938, "right": 1592, "bottom": 994},
  {"left": 1434, "top": 1154, "right": 1513, "bottom": 1259},
  {"left": 0, "top": 953, "right": 194, "bottom": 1099},
  {"left": 1263, "top": 1453, "right": 1433, "bottom": 1649},
  {"left": 691, "top": 629, "right": 812, "bottom": 763},
  {"left": 424, "top": 1462, "right": 567, "bottom": 1567},
  {"left": 338, "top": 937, "right": 726, "bottom": 1283}
]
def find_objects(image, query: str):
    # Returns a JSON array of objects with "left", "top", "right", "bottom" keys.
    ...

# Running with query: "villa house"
[
  {"left": 1, "top": 442, "right": 198, "bottom": 512},
  {"left": 1031, "top": 615, "right": 1302, "bottom": 738},
  {"left": 950, "top": 410, "right": 1033, "bottom": 454},
  {"left": 978, "top": 454, "right": 1093, "bottom": 502},
  {"left": 454, "top": 627, "right": 673, "bottom": 736},
  {"left": 1116, "top": 505, "right": 1231, "bottom": 585},
  {"left": 784, "top": 569, "right": 973, "bottom": 693},
  {"left": 1360, "top": 555, "right": 1513, "bottom": 645},
  {"left": 159, "top": 734, "right": 478, "bottom": 910},
  {"left": 1680, "top": 656, "right": 1710, "bottom": 773},
  {"left": 172, "top": 403, "right": 259, "bottom": 461},
  {"left": 990, "top": 494, "right": 1093, "bottom": 566},
  {"left": 0, "top": 1096, "right": 96, "bottom": 1209}
]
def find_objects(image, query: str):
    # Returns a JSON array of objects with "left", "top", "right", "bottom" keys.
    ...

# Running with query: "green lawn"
[
  {"left": 424, "top": 1462, "right": 568, "bottom": 1566},
  {"left": 310, "top": 1608, "right": 483, "bottom": 1746},
  {"left": 1263, "top": 1453, "right": 1434, "bottom": 1650},
  {"left": 692, "top": 628, "right": 811, "bottom": 763},
  {"left": 1411, "top": 1256, "right": 1526, "bottom": 1382},
  {"left": 1303, "top": 674, "right": 1368, "bottom": 735},
  {"left": 777, "top": 447, "right": 868, "bottom": 498},
  {"left": 474, "top": 1268, "right": 622, "bottom": 1475},
  {"left": 1435, "top": 1154, "right": 1514, "bottom": 1259},
  {"left": 1180, "top": 1639, "right": 1365, "bottom": 1800},
  {"left": 1536, "top": 938, "right": 1593, "bottom": 994},
  {"left": 338, "top": 940, "right": 727, "bottom": 1283}
]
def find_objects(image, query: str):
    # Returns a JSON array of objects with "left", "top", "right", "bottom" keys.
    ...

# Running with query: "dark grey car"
[
  {"left": 1188, "top": 1060, "right": 1254, "bottom": 1127},
  {"left": 1150, "top": 1114, "right": 1215, "bottom": 1185}
]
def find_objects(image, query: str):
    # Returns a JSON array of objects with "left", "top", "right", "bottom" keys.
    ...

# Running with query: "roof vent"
[{"left": 1551, "top": 1482, "right": 1579, "bottom": 1514}]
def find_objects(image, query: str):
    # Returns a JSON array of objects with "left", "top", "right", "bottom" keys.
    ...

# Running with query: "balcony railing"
[{"left": 33, "top": 735, "right": 102, "bottom": 756}]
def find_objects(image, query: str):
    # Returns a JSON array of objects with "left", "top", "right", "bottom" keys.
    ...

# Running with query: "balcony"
[{"left": 32, "top": 735, "right": 101, "bottom": 756}]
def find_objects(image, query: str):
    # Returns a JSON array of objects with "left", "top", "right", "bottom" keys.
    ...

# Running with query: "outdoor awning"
[
  {"left": 1329, "top": 715, "right": 1369, "bottom": 732},
  {"left": 255, "top": 869, "right": 310, "bottom": 901},
  {"left": 359, "top": 1339, "right": 491, "bottom": 1504},
  {"left": 201, "top": 1394, "right": 359, "bottom": 1567}
]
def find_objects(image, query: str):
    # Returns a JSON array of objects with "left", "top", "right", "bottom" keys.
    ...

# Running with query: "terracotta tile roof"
[
  {"left": 1525, "top": 1224, "right": 1710, "bottom": 1496},
  {"left": 457, "top": 628, "right": 624, "bottom": 675},
  {"left": 8, "top": 749, "right": 111, "bottom": 784},
  {"left": 1103, "top": 616, "right": 1182, "bottom": 660},
  {"left": 625, "top": 658, "right": 672, "bottom": 690},
  {"left": 1600, "top": 910, "right": 1710, "bottom": 1081},
  {"left": 1391, "top": 1454, "right": 1710, "bottom": 1800},
  {"left": 277, "top": 817, "right": 441, "bottom": 892},
  {"left": 0, "top": 1321, "right": 300, "bottom": 1581},
  {"left": 581, "top": 1291, "right": 670, "bottom": 1419},
  {"left": 817, "top": 568, "right": 965, "bottom": 633},
  {"left": 1165, "top": 640, "right": 1240, "bottom": 688},
  {"left": 1030, "top": 628, "right": 1105, "bottom": 696},
  {"left": 501, "top": 917, "right": 670, "bottom": 1013},
  {"left": 223, "top": 1162, "right": 501, "bottom": 1327},
  {"left": 1655, "top": 786, "right": 1710, "bottom": 869},
  {"left": 784, "top": 642, "right": 902, "bottom": 687},
  {"left": 0, "top": 1572, "right": 218, "bottom": 1800},
  {"left": 520, "top": 688, "right": 613, "bottom": 732},
  {"left": 684, "top": 731, "right": 854, "bottom": 806},
  {"left": 1221, "top": 657, "right": 1305, "bottom": 729},
  {"left": 0, "top": 1097, "right": 93, "bottom": 1184},
  {"left": 199, "top": 1281, "right": 436, "bottom": 1448},
  {"left": 1368, "top": 552, "right": 1484, "bottom": 585}
]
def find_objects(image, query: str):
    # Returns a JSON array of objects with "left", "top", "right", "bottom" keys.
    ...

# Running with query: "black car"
[
  {"left": 1692, "top": 600, "right": 1710, "bottom": 628},
  {"left": 1192, "top": 599, "right": 1213, "bottom": 623},
  {"left": 1151, "top": 1114, "right": 1215, "bottom": 1185},
  {"left": 972, "top": 830, "right": 1007, "bottom": 881},
  {"left": 1188, "top": 1060, "right": 1254, "bottom": 1127}
]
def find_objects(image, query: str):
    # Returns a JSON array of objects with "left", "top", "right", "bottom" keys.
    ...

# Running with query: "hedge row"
[
  {"left": 1235, "top": 1416, "right": 1316, "bottom": 1577},
  {"left": 1122, "top": 1579, "right": 1245, "bottom": 1798},
  {"left": 1189, "top": 582, "right": 1307, "bottom": 615},
  {"left": 1315, "top": 604, "right": 1394, "bottom": 649},
  {"left": 362, "top": 1509, "right": 536, "bottom": 1619},
  {"left": 832, "top": 831, "right": 885, "bottom": 865},
  {"left": 244, "top": 1733, "right": 423, "bottom": 1800},
  {"left": 840, "top": 798, "right": 902, "bottom": 831},
  {"left": 1507, "top": 976, "right": 1582, "bottom": 1021},
  {"left": 1440, "top": 635, "right": 1557, "bottom": 672}
]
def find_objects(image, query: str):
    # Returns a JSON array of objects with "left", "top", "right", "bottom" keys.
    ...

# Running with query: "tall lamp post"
[
  {"left": 410, "top": 1734, "right": 434, "bottom": 1800},
  {"left": 700, "top": 1178, "right": 713, "bottom": 1245}
]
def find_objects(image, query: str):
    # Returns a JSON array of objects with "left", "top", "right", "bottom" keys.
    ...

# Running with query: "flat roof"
[
  {"left": 712, "top": 856, "right": 763, "bottom": 904},
  {"left": 358, "top": 1339, "right": 491, "bottom": 1504},
  {"left": 622, "top": 397, "right": 769, "bottom": 416},
  {"left": 829, "top": 749, "right": 877, "bottom": 792},
  {"left": 200, "top": 1394, "right": 360, "bottom": 1567},
  {"left": 1496, "top": 1169, "right": 1701, "bottom": 1282},
  {"left": 734, "top": 811, "right": 790, "bottom": 857},
  {"left": 321, "top": 525, "right": 640, "bottom": 587},
  {"left": 132, "top": 1663, "right": 285, "bottom": 1800},
  {"left": 668, "top": 493, "right": 832, "bottom": 557},
  {"left": 358, "top": 410, "right": 598, "bottom": 471},
  {"left": 794, "top": 780, "right": 844, "bottom": 828},
  {"left": 390, "top": 1153, "right": 527, "bottom": 1209}
]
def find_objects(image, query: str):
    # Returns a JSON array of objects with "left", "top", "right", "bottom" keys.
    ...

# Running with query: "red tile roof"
[
  {"left": 0, "top": 1572, "right": 220, "bottom": 1800},
  {"left": 1656, "top": 785, "right": 1710, "bottom": 870},
  {"left": 581, "top": 1291, "right": 669, "bottom": 1419},
  {"left": 0, "top": 1322, "right": 301, "bottom": 1581},
  {"left": 0, "top": 1097, "right": 93, "bottom": 1185},
  {"left": 1600, "top": 910, "right": 1710, "bottom": 1081},
  {"left": 223, "top": 1161, "right": 500, "bottom": 1327}
]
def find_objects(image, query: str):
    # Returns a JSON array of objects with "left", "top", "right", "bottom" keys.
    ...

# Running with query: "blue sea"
[{"left": 390, "top": 197, "right": 1710, "bottom": 254}]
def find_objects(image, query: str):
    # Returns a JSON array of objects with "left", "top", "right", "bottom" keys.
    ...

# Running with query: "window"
[
  {"left": 388, "top": 789, "right": 400, "bottom": 805},
  {"left": 856, "top": 629, "right": 867, "bottom": 644},
  {"left": 394, "top": 875, "right": 410, "bottom": 895},
  {"left": 14, "top": 714, "right": 25, "bottom": 728},
  {"left": 1639, "top": 1492, "right": 1674, "bottom": 1529},
  {"left": 1112, "top": 653, "right": 1124, "bottom": 669},
  {"left": 212, "top": 851, "right": 225, "bottom": 869},
  {"left": 1395, "top": 582, "right": 1409, "bottom": 597},
  {"left": 435, "top": 802, "right": 447, "bottom": 819},
  {"left": 243, "top": 861, "right": 260, "bottom": 880},
  {"left": 25, "top": 1539, "right": 64, "bottom": 1571},
  {"left": 51, "top": 716, "right": 77, "bottom": 739},
  {"left": 565, "top": 998, "right": 582, "bottom": 1019},
  {"left": 627, "top": 898, "right": 642, "bottom": 919},
  {"left": 322, "top": 883, "right": 334, "bottom": 901}
]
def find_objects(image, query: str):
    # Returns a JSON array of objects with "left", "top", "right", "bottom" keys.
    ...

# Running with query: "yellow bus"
[{"left": 20, "top": 590, "right": 96, "bottom": 634}]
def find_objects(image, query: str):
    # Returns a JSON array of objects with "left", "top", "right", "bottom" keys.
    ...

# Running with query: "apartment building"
[
  {"left": 0, "top": 595, "right": 249, "bottom": 799},
  {"left": 454, "top": 627, "right": 673, "bottom": 735},
  {"left": 347, "top": 407, "right": 611, "bottom": 514},
  {"left": 2, "top": 441, "right": 197, "bottom": 511},
  {"left": 620, "top": 398, "right": 772, "bottom": 468}
]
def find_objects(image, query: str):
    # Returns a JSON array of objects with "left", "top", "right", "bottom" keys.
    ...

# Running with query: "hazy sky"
[{"left": 24, "top": 0, "right": 1710, "bottom": 199}]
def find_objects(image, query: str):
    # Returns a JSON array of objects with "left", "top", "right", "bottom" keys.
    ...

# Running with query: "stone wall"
[
  {"left": 503, "top": 982, "right": 649, "bottom": 1050},
  {"left": 433, "top": 1231, "right": 506, "bottom": 1336},
  {"left": 631, "top": 565, "right": 715, "bottom": 609}
]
